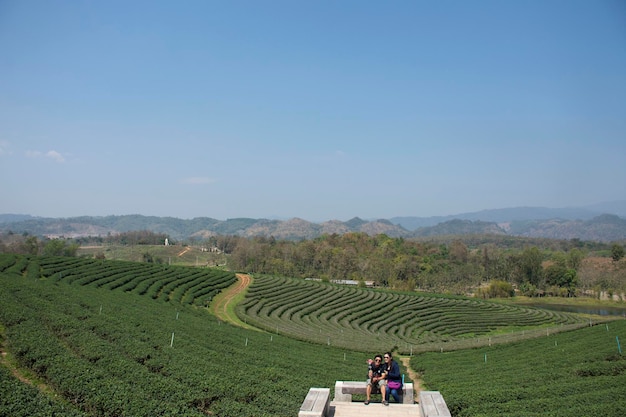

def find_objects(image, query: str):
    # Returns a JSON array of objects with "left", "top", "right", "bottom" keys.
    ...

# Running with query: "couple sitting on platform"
[{"left": 365, "top": 351, "right": 402, "bottom": 406}]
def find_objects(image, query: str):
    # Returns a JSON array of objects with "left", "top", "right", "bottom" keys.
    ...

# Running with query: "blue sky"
[{"left": 1, "top": 1, "right": 625, "bottom": 221}]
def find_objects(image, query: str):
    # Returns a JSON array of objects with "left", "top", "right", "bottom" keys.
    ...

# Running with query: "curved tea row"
[
  {"left": 0, "top": 254, "right": 593, "bottom": 354},
  {"left": 238, "top": 275, "right": 590, "bottom": 352},
  {"left": 1, "top": 254, "right": 235, "bottom": 307}
]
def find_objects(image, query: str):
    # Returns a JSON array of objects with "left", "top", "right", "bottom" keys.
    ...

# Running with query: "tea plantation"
[
  {"left": 413, "top": 319, "right": 626, "bottom": 416},
  {"left": 0, "top": 254, "right": 367, "bottom": 416},
  {"left": 1, "top": 254, "right": 624, "bottom": 416},
  {"left": 238, "top": 275, "right": 591, "bottom": 353}
]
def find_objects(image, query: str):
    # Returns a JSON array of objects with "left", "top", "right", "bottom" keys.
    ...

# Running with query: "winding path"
[
  {"left": 399, "top": 355, "right": 422, "bottom": 403},
  {"left": 210, "top": 273, "right": 258, "bottom": 330}
]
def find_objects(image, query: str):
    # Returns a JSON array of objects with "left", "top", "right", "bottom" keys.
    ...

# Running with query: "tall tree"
[
  {"left": 449, "top": 240, "right": 469, "bottom": 263},
  {"left": 567, "top": 248, "right": 584, "bottom": 270},
  {"left": 519, "top": 247, "right": 544, "bottom": 287},
  {"left": 611, "top": 243, "right": 625, "bottom": 262}
]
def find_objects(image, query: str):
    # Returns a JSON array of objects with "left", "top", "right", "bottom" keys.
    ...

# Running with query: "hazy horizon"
[{"left": 2, "top": 199, "right": 625, "bottom": 224}]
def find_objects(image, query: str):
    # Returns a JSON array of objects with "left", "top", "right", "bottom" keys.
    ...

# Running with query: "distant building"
[{"left": 330, "top": 279, "right": 375, "bottom": 287}]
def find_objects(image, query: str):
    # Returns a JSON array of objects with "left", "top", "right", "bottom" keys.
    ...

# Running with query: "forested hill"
[{"left": 1, "top": 212, "right": 626, "bottom": 242}]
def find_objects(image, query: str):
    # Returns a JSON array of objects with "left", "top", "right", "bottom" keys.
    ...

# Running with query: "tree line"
[
  {"left": 226, "top": 233, "right": 625, "bottom": 298},
  {"left": 1, "top": 230, "right": 624, "bottom": 298},
  {"left": 0, "top": 232, "right": 79, "bottom": 257}
]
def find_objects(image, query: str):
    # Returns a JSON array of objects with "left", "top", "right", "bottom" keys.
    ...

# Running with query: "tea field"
[
  {"left": 25, "top": 254, "right": 236, "bottom": 306},
  {"left": 1, "top": 254, "right": 623, "bottom": 417},
  {"left": 238, "top": 275, "right": 593, "bottom": 353},
  {"left": 0, "top": 254, "right": 367, "bottom": 416},
  {"left": 413, "top": 319, "right": 626, "bottom": 416}
]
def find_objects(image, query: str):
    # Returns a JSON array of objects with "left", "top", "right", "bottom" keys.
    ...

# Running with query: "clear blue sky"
[{"left": 1, "top": 1, "right": 625, "bottom": 221}]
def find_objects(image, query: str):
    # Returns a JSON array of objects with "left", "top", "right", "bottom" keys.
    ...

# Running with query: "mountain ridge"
[{"left": 1, "top": 201, "right": 625, "bottom": 242}]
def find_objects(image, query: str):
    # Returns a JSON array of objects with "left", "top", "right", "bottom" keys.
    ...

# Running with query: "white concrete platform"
[{"left": 327, "top": 400, "right": 422, "bottom": 417}]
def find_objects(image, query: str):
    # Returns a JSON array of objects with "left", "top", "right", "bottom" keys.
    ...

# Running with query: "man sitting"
[{"left": 364, "top": 354, "right": 387, "bottom": 405}]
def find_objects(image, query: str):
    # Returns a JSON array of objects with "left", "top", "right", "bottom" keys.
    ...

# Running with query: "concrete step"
[{"left": 328, "top": 401, "right": 421, "bottom": 417}]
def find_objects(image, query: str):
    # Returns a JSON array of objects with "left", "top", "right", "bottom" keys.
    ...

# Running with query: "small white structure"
[{"left": 165, "top": 238, "right": 169, "bottom": 246}]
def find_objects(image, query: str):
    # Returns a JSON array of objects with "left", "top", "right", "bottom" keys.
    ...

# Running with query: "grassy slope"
[
  {"left": 210, "top": 273, "right": 258, "bottom": 330},
  {"left": 501, "top": 295, "right": 626, "bottom": 309},
  {"left": 77, "top": 244, "right": 227, "bottom": 267}
]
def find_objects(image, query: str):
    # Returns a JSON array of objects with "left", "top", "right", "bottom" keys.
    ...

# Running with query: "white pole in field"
[
  {"left": 344, "top": 353, "right": 346, "bottom": 361},
  {"left": 484, "top": 353, "right": 487, "bottom": 363},
  {"left": 176, "top": 311, "right": 179, "bottom": 320},
  {"left": 245, "top": 338, "right": 248, "bottom": 347},
  {"left": 170, "top": 332, "right": 175, "bottom": 347}
]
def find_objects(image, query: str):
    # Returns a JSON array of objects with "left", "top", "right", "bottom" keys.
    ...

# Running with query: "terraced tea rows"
[
  {"left": 238, "top": 275, "right": 593, "bottom": 353},
  {"left": 1, "top": 254, "right": 236, "bottom": 307},
  {"left": 0, "top": 254, "right": 366, "bottom": 417},
  {"left": 414, "top": 319, "right": 626, "bottom": 417},
  {"left": 2, "top": 255, "right": 595, "bottom": 355}
]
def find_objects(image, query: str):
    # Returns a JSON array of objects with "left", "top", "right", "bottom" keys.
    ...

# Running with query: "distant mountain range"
[
  {"left": 1, "top": 201, "right": 625, "bottom": 242},
  {"left": 390, "top": 201, "right": 626, "bottom": 229}
]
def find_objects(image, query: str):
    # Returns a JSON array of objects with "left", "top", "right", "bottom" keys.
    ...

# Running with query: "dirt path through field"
[
  {"left": 177, "top": 247, "right": 191, "bottom": 257},
  {"left": 1, "top": 337, "right": 54, "bottom": 396},
  {"left": 399, "top": 355, "right": 422, "bottom": 403},
  {"left": 210, "top": 273, "right": 258, "bottom": 330}
]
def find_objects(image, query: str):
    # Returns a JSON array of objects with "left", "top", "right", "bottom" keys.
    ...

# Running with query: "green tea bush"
[
  {"left": 413, "top": 320, "right": 626, "bottom": 417},
  {"left": 0, "top": 366, "right": 86, "bottom": 417}
]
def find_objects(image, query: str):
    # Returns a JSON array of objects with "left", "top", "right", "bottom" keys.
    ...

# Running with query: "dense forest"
[{"left": 2, "top": 231, "right": 625, "bottom": 299}]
